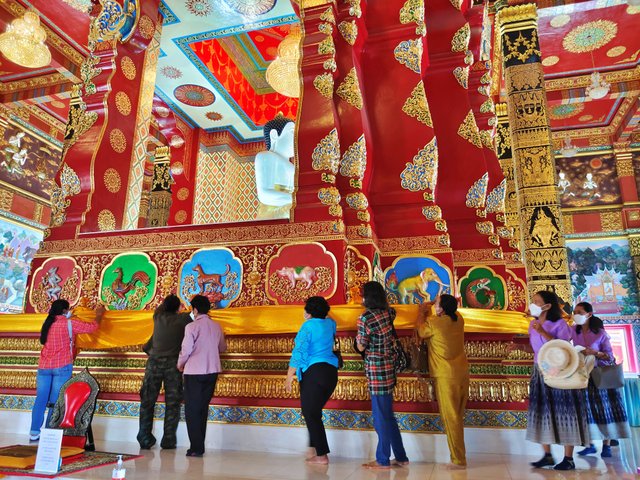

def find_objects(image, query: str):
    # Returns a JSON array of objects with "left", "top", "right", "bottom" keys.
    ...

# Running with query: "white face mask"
[
  {"left": 573, "top": 314, "right": 588, "bottom": 325},
  {"left": 189, "top": 312, "right": 195, "bottom": 321},
  {"left": 64, "top": 311, "right": 72, "bottom": 319},
  {"left": 529, "top": 303, "right": 542, "bottom": 318}
]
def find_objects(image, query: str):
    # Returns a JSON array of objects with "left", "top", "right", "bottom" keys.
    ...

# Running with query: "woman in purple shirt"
[
  {"left": 526, "top": 291, "right": 590, "bottom": 471},
  {"left": 572, "top": 302, "right": 630, "bottom": 458},
  {"left": 178, "top": 295, "right": 227, "bottom": 457}
]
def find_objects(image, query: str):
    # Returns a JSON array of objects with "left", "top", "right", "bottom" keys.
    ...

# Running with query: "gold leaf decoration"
[
  {"left": 320, "top": 7, "right": 335, "bottom": 24},
  {"left": 338, "top": 20, "right": 357, "bottom": 46},
  {"left": 340, "top": 134, "right": 367, "bottom": 179},
  {"left": 400, "top": 0, "right": 426, "bottom": 36},
  {"left": 313, "top": 73, "right": 334, "bottom": 99},
  {"left": 479, "top": 130, "right": 494, "bottom": 150},
  {"left": 394, "top": 39, "right": 422, "bottom": 74},
  {"left": 453, "top": 66, "right": 469, "bottom": 88},
  {"left": 98, "top": 209, "right": 116, "bottom": 231},
  {"left": 480, "top": 98, "right": 494, "bottom": 113},
  {"left": 402, "top": 81, "right": 432, "bottom": 127},
  {"left": 451, "top": 23, "right": 470, "bottom": 53},
  {"left": 345, "top": 192, "right": 368, "bottom": 210},
  {"left": 457, "top": 110, "right": 482, "bottom": 148},
  {"left": 466, "top": 173, "right": 489, "bottom": 208},
  {"left": 312, "top": 128, "right": 340, "bottom": 174},
  {"left": 449, "top": 0, "right": 463, "bottom": 10},
  {"left": 422, "top": 205, "right": 442, "bottom": 221},
  {"left": 480, "top": 71, "right": 491, "bottom": 84},
  {"left": 336, "top": 68, "right": 363, "bottom": 110},
  {"left": 400, "top": 138, "right": 438, "bottom": 192},
  {"left": 318, "top": 22, "right": 333, "bottom": 35},
  {"left": 318, "top": 36, "right": 335, "bottom": 55}
]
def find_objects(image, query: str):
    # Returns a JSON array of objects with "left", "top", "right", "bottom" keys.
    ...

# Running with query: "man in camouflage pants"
[{"left": 137, "top": 295, "right": 192, "bottom": 449}]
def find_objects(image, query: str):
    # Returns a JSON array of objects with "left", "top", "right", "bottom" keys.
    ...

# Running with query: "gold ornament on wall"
[
  {"left": 451, "top": 23, "right": 471, "bottom": 53},
  {"left": 400, "top": 0, "right": 426, "bottom": 36},
  {"left": 138, "top": 15, "right": 155, "bottom": 39},
  {"left": 562, "top": 20, "right": 617, "bottom": 53},
  {"left": 458, "top": 110, "right": 482, "bottom": 148},
  {"left": 312, "top": 128, "right": 340, "bottom": 174},
  {"left": 109, "top": 128, "right": 127, "bottom": 153},
  {"left": 177, "top": 187, "right": 189, "bottom": 201},
  {"left": 338, "top": 20, "right": 357, "bottom": 45},
  {"left": 0, "top": 11, "right": 51, "bottom": 68},
  {"left": 394, "top": 39, "right": 422, "bottom": 74},
  {"left": 453, "top": 66, "right": 469, "bottom": 88},
  {"left": 318, "top": 36, "right": 335, "bottom": 55},
  {"left": 466, "top": 173, "right": 489, "bottom": 209},
  {"left": 97, "top": 209, "right": 116, "bottom": 231},
  {"left": 174, "top": 210, "right": 187, "bottom": 224},
  {"left": 400, "top": 137, "right": 438, "bottom": 192},
  {"left": 313, "top": 73, "right": 334, "bottom": 99},
  {"left": 50, "top": 163, "right": 81, "bottom": 228},
  {"left": 336, "top": 67, "right": 363, "bottom": 110},
  {"left": 103, "top": 168, "right": 121, "bottom": 193},
  {"left": 121, "top": 56, "right": 137, "bottom": 80},
  {"left": 340, "top": 134, "right": 367, "bottom": 179},
  {"left": 402, "top": 81, "right": 432, "bottom": 127},
  {"left": 114, "top": 91, "right": 132, "bottom": 116}
]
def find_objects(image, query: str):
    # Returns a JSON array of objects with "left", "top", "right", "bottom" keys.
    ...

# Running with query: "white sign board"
[{"left": 33, "top": 428, "right": 63, "bottom": 474}]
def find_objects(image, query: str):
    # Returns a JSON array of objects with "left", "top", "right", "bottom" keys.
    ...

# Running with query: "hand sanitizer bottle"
[{"left": 111, "top": 455, "right": 125, "bottom": 480}]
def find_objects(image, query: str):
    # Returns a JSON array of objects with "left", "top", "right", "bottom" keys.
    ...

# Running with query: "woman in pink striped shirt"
[
  {"left": 178, "top": 295, "right": 227, "bottom": 457},
  {"left": 29, "top": 299, "right": 104, "bottom": 441}
]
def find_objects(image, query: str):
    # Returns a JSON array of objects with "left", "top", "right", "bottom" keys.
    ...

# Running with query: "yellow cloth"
[
  {"left": 0, "top": 446, "right": 83, "bottom": 469},
  {"left": 417, "top": 313, "right": 469, "bottom": 380},
  {"left": 434, "top": 378, "right": 469, "bottom": 466},
  {"left": 0, "top": 305, "right": 529, "bottom": 350}
]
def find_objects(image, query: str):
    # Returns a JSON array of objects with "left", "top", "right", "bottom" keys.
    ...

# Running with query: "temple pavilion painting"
[
  {"left": 567, "top": 238, "right": 639, "bottom": 316},
  {"left": 0, "top": 217, "right": 43, "bottom": 313}
]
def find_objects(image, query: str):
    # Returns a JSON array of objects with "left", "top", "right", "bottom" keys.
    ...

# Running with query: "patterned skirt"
[
  {"left": 526, "top": 365, "right": 590, "bottom": 446},
  {"left": 584, "top": 378, "right": 631, "bottom": 440}
]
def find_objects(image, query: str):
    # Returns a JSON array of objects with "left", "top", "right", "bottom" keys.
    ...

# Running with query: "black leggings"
[{"left": 300, "top": 362, "right": 338, "bottom": 456}]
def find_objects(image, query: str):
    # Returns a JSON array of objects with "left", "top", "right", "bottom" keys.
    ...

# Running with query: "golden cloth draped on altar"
[{"left": 0, "top": 306, "right": 529, "bottom": 350}]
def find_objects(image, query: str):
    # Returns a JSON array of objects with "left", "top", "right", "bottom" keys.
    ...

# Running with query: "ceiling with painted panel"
[
  {"left": 155, "top": 0, "right": 299, "bottom": 141},
  {"left": 535, "top": 0, "right": 640, "bottom": 148}
]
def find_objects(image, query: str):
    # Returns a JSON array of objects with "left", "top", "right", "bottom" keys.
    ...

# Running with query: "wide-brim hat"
[{"left": 537, "top": 339, "right": 580, "bottom": 379}]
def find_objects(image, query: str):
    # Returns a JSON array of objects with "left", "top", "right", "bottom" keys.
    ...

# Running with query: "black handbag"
[
  {"left": 590, "top": 362, "right": 624, "bottom": 390},
  {"left": 390, "top": 326, "right": 410, "bottom": 374},
  {"left": 333, "top": 336, "right": 344, "bottom": 369}
]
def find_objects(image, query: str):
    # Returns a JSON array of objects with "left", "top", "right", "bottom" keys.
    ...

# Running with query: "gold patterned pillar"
[
  {"left": 147, "top": 146, "right": 173, "bottom": 227},
  {"left": 495, "top": 103, "right": 522, "bottom": 258},
  {"left": 629, "top": 236, "right": 640, "bottom": 306},
  {"left": 497, "top": 4, "right": 571, "bottom": 302}
]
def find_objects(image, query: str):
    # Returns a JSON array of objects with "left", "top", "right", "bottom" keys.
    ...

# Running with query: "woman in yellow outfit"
[{"left": 416, "top": 294, "right": 469, "bottom": 468}]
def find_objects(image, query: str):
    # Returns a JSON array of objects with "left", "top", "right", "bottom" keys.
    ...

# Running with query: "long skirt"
[
  {"left": 585, "top": 378, "right": 631, "bottom": 440},
  {"left": 526, "top": 365, "right": 590, "bottom": 446}
]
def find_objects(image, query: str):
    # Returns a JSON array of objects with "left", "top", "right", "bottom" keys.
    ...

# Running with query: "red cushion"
[
  {"left": 60, "top": 382, "right": 92, "bottom": 428},
  {"left": 61, "top": 436, "right": 86, "bottom": 449}
]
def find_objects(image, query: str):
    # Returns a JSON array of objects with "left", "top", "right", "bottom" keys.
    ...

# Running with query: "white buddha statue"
[{"left": 254, "top": 115, "right": 295, "bottom": 218}]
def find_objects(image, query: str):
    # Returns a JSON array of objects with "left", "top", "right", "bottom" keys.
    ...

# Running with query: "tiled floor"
[{"left": 0, "top": 432, "right": 638, "bottom": 479}]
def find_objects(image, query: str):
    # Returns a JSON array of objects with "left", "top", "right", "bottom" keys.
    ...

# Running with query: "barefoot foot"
[
  {"left": 306, "top": 455, "right": 329, "bottom": 465},
  {"left": 362, "top": 461, "right": 391, "bottom": 470}
]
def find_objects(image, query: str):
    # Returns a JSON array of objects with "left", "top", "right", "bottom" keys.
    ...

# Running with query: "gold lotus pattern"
[
  {"left": 312, "top": 129, "right": 340, "bottom": 174},
  {"left": 466, "top": 173, "right": 489, "bottom": 209},
  {"left": 338, "top": 20, "right": 357, "bottom": 45},
  {"left": 340, "top": 135, "right": 367, "bottom": 179},
  {"left": 394, "top": 39, "right": 422, "bottom": 74},
  {"left": 313, "top": 73, "right": 334, "bottom": 99},
  {"left": 458, "top": 110, "right": 482, "bottom": 148},
  {"left": 402, "top": 81, "right": 433, "bottom": 127},
  {"left": 336, "top": 68, "right": 363, "bottom": 110},
  {"left": 400, "top": 138, "right": 438, "bottom": 192}
]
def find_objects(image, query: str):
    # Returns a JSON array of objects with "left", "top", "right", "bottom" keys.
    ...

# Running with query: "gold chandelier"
[
  {"left": 265, "top": 28, "right": 302, "bottom": 98},
  {"left": 0, "top": 11, "right": 52, "bottom": 69}
]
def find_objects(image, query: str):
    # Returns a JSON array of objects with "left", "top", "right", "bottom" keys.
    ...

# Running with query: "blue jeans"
[
  {"left": 371, "top": 394, "right": 408, "bottom": 466},
  {"left": 30, "top": 364, "right": 73, "bottom": 435}
]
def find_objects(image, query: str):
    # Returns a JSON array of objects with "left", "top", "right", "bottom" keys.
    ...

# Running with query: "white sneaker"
[{"left": 29, "top": 434, "right": 40, "bottom": 442}]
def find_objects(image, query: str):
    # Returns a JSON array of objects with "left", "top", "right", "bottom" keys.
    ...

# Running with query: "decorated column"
[{"left": 497, "top": 4, "right": 571, "bottom": 301}]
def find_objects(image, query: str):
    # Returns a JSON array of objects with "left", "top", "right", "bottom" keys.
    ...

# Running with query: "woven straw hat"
[{"left": 537, "top": 339, "right": 580, "bottom": 379}]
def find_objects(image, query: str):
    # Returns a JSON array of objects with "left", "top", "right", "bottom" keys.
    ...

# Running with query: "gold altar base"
[{"left": 0, "top": 307, "right": 533, "bottom": 415}]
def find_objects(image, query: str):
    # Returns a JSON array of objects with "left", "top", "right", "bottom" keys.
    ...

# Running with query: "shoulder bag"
[
  {"left": 390, "top": 325, "right": 410, "bottom": 374},
  {"left": 333, "top": 336, "right": 344, "bottom": 369},
  {"left": 590, "top": 362, "right": 624, "bottom": 390},
  {"left": 409, "top": 330, "right": 429, "bottom": 374}
]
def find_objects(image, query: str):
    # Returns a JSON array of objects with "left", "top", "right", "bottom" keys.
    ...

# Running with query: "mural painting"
[
  {"left": 384, "top": 256, "right": 452, "bottom": 304},
  {"left": 178, "top": 248, "right": 242, "bottom": 309},
  {"left": 458, "top": 266, "right": 507, "bottom": 310},
  {"left": 0, "top": 124, "right": 62, "bottom": 200},
  {"left": 29, "top": 257, "right": 83, "bottom": 313},
  {"left": 99, "top": 253, "right": 158, "bottom": 310},
  {"left": 555, "top": 154, "right": 621, "bottom": 208},
  {"left": 567, "top": 238, "right": 639, "bottom": 316},
  {"left": 0, "top": 217, "right": 42, "bottom": 313},
  {"left": 266, "top": 243, "right": 336, "bottom": 304}
]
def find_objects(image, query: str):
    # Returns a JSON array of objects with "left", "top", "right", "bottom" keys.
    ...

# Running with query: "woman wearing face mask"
[
  {"left": 416, "top": 294, "right": 469, "bottom": 469},
  {"left": 178, "top": 295, "right": 227, "bottom": 457},
  {"left": 285, "top": 296, "right": 339, "bottom": 465},
  {"left": 572, "top": 302, "right": 630, "bottom": 458},
  {"left": 29, "top": 299, "right": 104, "bottom": 442},
  {"left": 526, "top": 290, "right": 590, "bottom": 471}
]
